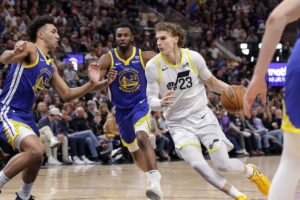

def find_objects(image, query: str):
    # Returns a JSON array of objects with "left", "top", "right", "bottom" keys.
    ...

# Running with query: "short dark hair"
[
  {"left": 114, "top": 22, "right": 134, "bottom": 35},
  {"left": 27, "top": 16, "right": 55, "bottom": 42}
]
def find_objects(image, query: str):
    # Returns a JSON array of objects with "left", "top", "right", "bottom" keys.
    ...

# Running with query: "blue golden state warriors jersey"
[
  {"left": 282, "top": 36, "right": 300, "bottom": 133},
  {"left": 108, "top": 47, "right": 147, "bottom": 109},
  {"left": 0, "top": 47, "right": 54, "bottom": 113}
]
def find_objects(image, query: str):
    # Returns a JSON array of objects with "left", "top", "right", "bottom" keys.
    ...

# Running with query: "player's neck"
[
  {"left": 163, "top": 47, "right": 181, "bottom": 65},
  {"left": 35, "top": 41, "right": 50, "bottom": 57},
  {"left": 116, "top": 46, "right": 133, "bottom": 60}
]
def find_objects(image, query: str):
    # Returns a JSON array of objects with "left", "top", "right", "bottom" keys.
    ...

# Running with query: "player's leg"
[
  {"left": 134, "top": 115, "right": 162, "bottom": 200},
  {"left": 268, "top": 132, "right": 300, "bottom": 200},
  {"left": 204, "top": 135, "right": 270, "bottom": 196},
  {"left": 200, "top": 108, "right": 270, "bottom": 196},
  {"left": 173, "top": 130, "right": 248, "bottom": 200},
  {"left": 0, "top": 125, "right": 44, "bottom": 199},
  {"left": 116, "top": 108, "right": 162, "bottom": 200}
]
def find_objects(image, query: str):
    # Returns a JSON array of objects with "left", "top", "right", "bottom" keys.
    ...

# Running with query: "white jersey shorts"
[{"left": 167, "top": 106, "right": 234, "bottom": 154}]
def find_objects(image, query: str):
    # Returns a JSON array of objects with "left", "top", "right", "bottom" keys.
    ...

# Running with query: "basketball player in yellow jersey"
[
  {"left": 145, "top": 22, "right": 270, "bottom": 200},
  {"left": 96, "top": 23, "right": 163, "bottom": 199},
  {"left": 0, "top": 16, "right": 102, "bottom": 200},
  {"left": 244, "top": 1, "right": 300, "bottom": 199}
]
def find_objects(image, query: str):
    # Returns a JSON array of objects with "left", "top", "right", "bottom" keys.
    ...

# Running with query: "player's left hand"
[
  {"left": 243, "top": 75, "right": 267, "bottom": 118},
  {"left": 88, "top": 62, "right": 101, "bottom": 85}
]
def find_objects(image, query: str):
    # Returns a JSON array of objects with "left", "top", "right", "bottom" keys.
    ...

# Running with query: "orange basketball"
[{"left": 220, "top": 85, "right": 246, "bottom": 113}]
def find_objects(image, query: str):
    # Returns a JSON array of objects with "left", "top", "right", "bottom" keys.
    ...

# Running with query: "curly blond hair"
[{"left": 155, "top": 22, "right": 186, "bottom": 48}]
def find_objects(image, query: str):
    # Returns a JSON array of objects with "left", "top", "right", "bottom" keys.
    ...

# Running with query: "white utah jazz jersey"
[{"left": 146, "top": 48, "right": 212, "bottom": 122}]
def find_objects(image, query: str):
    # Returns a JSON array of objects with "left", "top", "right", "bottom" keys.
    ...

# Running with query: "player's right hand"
[
  {"left": 243, "top": 75, "right": 267, "bottom": 118},
  {"left": 108, "top": 68, "right": 117, "bottom": 84},
  {"left": 160, "top": 90, "right": 174, "bottom": 108},
  {"left": 13, "top": 40, "right": 27, "bottom": 55}
]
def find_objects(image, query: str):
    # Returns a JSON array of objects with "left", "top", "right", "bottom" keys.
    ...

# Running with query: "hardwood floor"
[{"left": 1, "top": 156, "right": 298, "bottom": 199}]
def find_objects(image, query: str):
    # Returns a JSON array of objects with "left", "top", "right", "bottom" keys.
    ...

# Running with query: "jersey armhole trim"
[
  {"left": 24, "top": 52, "right": 39, "bottom": 69},
  {"left": 154, "top": 57, "right": 162, "bottom": 85},
  {"left": 139, "top": 49, "right": 146, "bottom": 69},
  {"left": 187, "top": 49, "right": 199, "bottom": 76},
  {"left": 108, "top": 51, "right": 114, "bottom": 69}
]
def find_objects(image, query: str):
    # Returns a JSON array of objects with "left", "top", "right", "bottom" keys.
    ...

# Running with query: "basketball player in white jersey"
[
  {"left": 145, "top": 22, "right": 270, "bottom": 200},
  {"left": 244, "top": 1, "right": 300, "bottom": 199}
]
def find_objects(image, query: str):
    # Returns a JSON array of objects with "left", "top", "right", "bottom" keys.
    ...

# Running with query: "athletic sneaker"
[
  {"left": 146, "top": 182, "right": 163, "bottom": 200},
  {"left": 248, "top": 163, "right": 270, "bottom": 195},
  {"left": 49, "top": 137, "right": 61, "bottom": 148},
  {"left": 235, "top": 194, "right": 250, "bottom": 200},
  {"left": 15, "top": 193, "right": 35, "bottom": 200}
]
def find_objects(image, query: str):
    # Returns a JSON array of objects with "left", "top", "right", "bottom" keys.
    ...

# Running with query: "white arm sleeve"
[
  {"left": 189, "top": 50, "right": 212, "bottom": 81},
  {"left": 145, "top": 60, "right": 162, "bottom": 111}
]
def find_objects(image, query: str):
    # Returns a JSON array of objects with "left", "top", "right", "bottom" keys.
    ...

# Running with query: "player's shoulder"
[
  {"left": 24, "top": 41, "right": 37, "bottom": 53},
  {"left": 98, "top": 51, "right": 112, "bottom": 68},
  {"left": 146, "top": 53, "right": 160, "bottom": 68},
  {"left": 141, "top": 50, "right": 156, "bottom": 62},
  {"left": 184, "top": 48, "right": 202, "bottom": 57}
]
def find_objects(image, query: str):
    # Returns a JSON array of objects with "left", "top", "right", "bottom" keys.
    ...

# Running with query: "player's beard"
[{"left": 118, "top": 44, "right": 130, "bottom": 53}]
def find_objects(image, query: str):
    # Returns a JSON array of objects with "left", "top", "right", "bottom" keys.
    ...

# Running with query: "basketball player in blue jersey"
[
  {"left": 244, "top": 1, "right": 300, "bottom": 199},
  {"left": 0, "top": 16, "right": 103, "bottom": 200},
  {"left": 96, "top": 23, "right": 163, "bottom": 200}
]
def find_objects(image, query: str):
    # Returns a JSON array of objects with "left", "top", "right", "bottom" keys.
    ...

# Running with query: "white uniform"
[{"left": 146, "top": 48, "right": 233, "bottom": 152}]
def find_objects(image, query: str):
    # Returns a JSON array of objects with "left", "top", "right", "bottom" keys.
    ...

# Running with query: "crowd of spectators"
[{"left": 0, "top": 0, "right": 292, "bottom": 166}]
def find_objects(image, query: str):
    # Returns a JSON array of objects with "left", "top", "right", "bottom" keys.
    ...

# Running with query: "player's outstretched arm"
[
  {"left": 188, "top": 49, "right": 229, "bottom": 94},
  {"left": 244, "top": 0, "right": 300, "bottom": 117},
  {"left": 204, "top": 76, "right": 229, "bottom": 94},
  {"left": 90, "top": 53, "right": 113, "bottom": 92},
  {"left": 50, "top": 62, "right": 100, "bottom": 102},
  {"left": 0, "top": 41, "right": 36, "bottom": 65}
]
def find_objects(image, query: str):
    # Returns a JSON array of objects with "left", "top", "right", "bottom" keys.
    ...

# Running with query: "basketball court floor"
[{"left": 1, "top": 156, "right": 299, "bottom": 199}]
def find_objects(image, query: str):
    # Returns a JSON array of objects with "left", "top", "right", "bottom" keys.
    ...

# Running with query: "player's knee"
[
  {"left": 215, "top": 163, "right": 231, "bottom": 172},
  {"left": 28, "top": 145, "right": 45, "bottom": 162},
  {"left": 189, "top": 161, "right": 205, "bottom": 170},
  {"left": 136, "top": 131, "right": 149, "bottom": 147}
]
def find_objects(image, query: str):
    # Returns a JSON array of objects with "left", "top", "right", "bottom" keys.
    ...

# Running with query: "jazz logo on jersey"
[
  {"left": 118, "top": 68, "right": 140, "bottom": 93},
  {"left": 166, "top": 70, "right": 192, "bottom": 91}
]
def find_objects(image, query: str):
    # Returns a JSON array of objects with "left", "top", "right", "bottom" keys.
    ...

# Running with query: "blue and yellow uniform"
[
  {"left": 0, "top": 47, "right": 54, "bottom": 147},
  {"left": 108, "top": 47, "right": 150, "bottom": 148},
  {"left": 282, "top": 35, "right": 300, "bottom": 133}
]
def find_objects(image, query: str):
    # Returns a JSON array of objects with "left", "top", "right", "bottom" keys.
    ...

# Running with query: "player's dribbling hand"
[
  {"left": 107, "top": 68, "right": 117, "bottom": 84},
  {"left": 88, "top": 62, "right": 101, "bottom": 85},
  {"left": 13, "top": 40, "right": 27, "bottom": 55},
  {"left": 243, "top": 75, "right": 267, "bottom": 118},
  {"left": 160, "top": 90, "right": 174, "bottom": 108}
]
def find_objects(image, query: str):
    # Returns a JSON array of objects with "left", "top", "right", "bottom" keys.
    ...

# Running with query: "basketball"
[{"left": 220, "top": 85, "right": 246, "bottom": 113}]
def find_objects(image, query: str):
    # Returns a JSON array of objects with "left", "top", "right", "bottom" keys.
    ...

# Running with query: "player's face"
[
  {"left": 42, "top": 24, "right": 60, "bottom": 50},
  {"left": 115, "top": 27, "right": 133, "bottom": 52},
  {"left": 156, "top": 31, "right": 178, "bottom": 56}
]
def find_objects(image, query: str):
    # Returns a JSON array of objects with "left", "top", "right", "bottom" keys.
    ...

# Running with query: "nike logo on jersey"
[
  {"left": 40, "top": 58, "right": 45, "bottom": 61},
  {"left": 162, "top": 67, "right": 168, "bottom": 71},
  {"left": 139, "top": 99, "right": 146, "bottom": 104},
  {"left": 115, "top": 62, "right": 122, "bottom": 66},
  {"left": 201, "top": 113, "right": 206, "bottom": 119}
]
